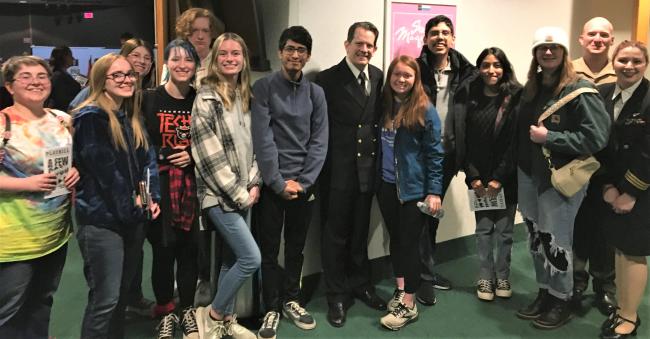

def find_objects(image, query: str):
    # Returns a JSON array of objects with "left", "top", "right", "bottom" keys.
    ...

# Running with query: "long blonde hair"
[
  {"left": 75, "top": 53, "right": 148, "bottom": 151},
  {"left": 201, "top": 33, "right": 252, "bottom": 112}
]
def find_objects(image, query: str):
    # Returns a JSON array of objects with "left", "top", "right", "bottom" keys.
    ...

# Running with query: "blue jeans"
[
  {"left": 77, "top": 224, "right": 146, "bottom": 339},
  {"left": 517, "top": 168, "right": 586, "bottom": 300},
  {"left": 0, "top": 244, "right": 68, "bottom": 339},
  {"left": 207, "top": 206, "right": 261, "bottom": 315}
]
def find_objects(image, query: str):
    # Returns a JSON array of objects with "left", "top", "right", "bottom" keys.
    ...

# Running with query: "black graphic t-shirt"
[{"left": 143, "top": 85, "right": 196, "bottom": 152}]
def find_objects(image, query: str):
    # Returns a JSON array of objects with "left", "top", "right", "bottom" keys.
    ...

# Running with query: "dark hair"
[
  {"left": 612, "top": 40, "right": 649, "bottom": 63},
  {"left": 425, "top": 15, "right": 454, "bottom": 36},
  {"left": 120, "top": 32, "right": 134, "bottom": 41},
  {"left": 346, "top": 21, "right": 379, "bottom": 46},
  {"left": 164, "top": 38, "right": 200, "bottom": 64},
  {"left": 49, "top": 45, "right": 72, "bottom": 71},
  {"left": 278, "top": 26, "right": 312, "bottom": 53},
  {"left": 474, "top": 47, "right": 520, "bottom": 95},
  {"left": 163, "top": 39, "right": 200, "bottom": 83}
]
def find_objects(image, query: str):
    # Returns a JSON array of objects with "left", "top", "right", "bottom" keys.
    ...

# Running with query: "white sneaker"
[
  {"left": 257, "top": 311, "right": 280, "bottom": 339},
  {"left": 495, "top": 279, "right": 512, "bottom": 298},
  {"left": 225, "top": 315, "right": 256, "bottom": 339},
  {"left": 477, "top": 279, "right": 495, "bottom": 301},
  {"left": 282, "top": 301, "right": 316, "bottom": 330},
  {"left": 387, "top": 289, "right": 405, "bottom": 313},
  {"left": 380, "top": 302, "right": 418, "bottom": 330},
  {"left": 195, "top": 306, "right": 226, "bottom": 339}
]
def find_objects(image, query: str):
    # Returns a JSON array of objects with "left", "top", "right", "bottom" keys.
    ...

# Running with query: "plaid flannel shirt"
[{"left": 191, "top": 87, "right": 261, "bottom": 211}]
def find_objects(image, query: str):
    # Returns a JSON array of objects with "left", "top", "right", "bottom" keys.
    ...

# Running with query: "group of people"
[{"left": 0, "top": 7, "right": 648, "bottom": 339}]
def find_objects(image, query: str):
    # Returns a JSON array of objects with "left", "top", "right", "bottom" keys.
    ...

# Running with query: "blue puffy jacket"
[{"left": 73, "top": 105, "right": 160, "bottom": 232}]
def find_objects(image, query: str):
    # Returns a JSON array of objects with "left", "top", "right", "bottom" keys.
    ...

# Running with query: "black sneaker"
[
  {"left": 258, "top": 311, "right": 280, "bottom": 339},
  {"left": 156, "top": 313, "right": 179, "bottom": 339},
  {"left": 476, "top": 279, "right": 495, "bottom": 301},
  {"left": 180, "top": 307, "right": 199, "bottom": 339},
  {"left": 495, "top": 279, "right": 512, "bottom": 298},
  {"left": 532, "top": 297, "right": 572, "bottom": 329},
  {"left": 431, "top": 273, "right": 452, "bottom": 290},
  {"left": 282, "top": 301, "right": 316, "bottom": 330},
  {"left": 416, "top": 281, "right": 437, "bottom": 306},
  {"left": 516, "top": 289, "right": 551, "bottom": 320}
]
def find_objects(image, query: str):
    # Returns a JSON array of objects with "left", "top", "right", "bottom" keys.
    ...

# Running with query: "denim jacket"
[
  {"left": 393, "top": 104, "right": 444, "bottom": 202},
  {"left": 73, "top": 105, "right": 160, "bottom": 232}
]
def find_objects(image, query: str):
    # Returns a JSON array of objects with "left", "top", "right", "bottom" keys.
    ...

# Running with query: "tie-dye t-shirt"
[{"left": 0, "top": 108, "right": 72, "bottom": 262}]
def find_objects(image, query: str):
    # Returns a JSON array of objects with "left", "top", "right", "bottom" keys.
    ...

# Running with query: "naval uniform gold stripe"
[{"left": 625, "top": 170, "right": 649, "bottom": 190}]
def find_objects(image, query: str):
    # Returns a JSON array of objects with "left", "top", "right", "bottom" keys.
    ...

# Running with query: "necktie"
[
  {"left": 358, "top": 73, "right": 368, "bottom": 96},
  {"left": 613, "top": 92, "right": 623, "bottom": 121}
]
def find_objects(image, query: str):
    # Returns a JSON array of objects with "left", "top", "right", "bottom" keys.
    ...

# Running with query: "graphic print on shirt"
[{"left": 157, "top": 109, "right": 192, "bottom": 148}]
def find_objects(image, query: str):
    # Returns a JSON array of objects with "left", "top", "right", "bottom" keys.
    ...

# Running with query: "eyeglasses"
[
  {"left": 106, "top": 71, "right": 138, "bottom": 83},
  {"left": 283, "top": 46, "right": 308, "bottom": 56},
  {"left": 13, "top": 72, "right": 50, "bottom": 84},
  {"left": 428, "top": 29, "right": 452, "bottom": 38},
  {"left": 127, "top": 52, "right": 152, "bottom": 63}
]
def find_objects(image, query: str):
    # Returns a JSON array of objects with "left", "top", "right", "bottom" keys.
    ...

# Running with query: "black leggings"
[
  {"left": 148, "top": 223, "right": 199, "bottom": 310},
  {"left": 376, "top": 181, "right": 426, "bottom": 294}
]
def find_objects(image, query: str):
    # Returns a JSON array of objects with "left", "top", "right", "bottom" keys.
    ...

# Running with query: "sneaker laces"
[
  {"left": 156, "top": 313, "right": 178, "bottom": 339},
  {"left": 180, "top": 307, "right": 198, "bottom": 334},
  {"left": 224, "top": 314, "right": 239, "bottom": 336},
  {"left": 392, "top": 289, "right": 405, "bottom": 302},
  {"left": 286, "top": 301, "right": 308, "bottom": 317},
  {"left": 206, "top": 319, "right": 227, "bottom": 338},
  {"left": 390, "top": 303, "right": 411, "bottom": 318},
  {"left": 477, "top": 279, "right": 493, "bottom": 292},
  {"left": 497, "top": 279, "right": 511, "bottom": 290},
  {"left": 262, "top": 311, "right": 279, "bottom": 330}
]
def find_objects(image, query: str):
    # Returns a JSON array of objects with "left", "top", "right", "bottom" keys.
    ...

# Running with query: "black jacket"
[
  {"left": 597, "top": 79, "right": 650, "bottom": 200},
  {"left": 417, "top": 46, "right": 477, "bottom": 172},
  {"left": 315, "top": 58, "right": 383, "bottom": 193},
  {"left": 461, "top": 80, "right": 522, "bottom": 204}
]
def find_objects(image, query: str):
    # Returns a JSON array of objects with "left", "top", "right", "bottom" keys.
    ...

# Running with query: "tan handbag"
[{"left": 537, "top": 87, "right": 601, "bottom": 198}]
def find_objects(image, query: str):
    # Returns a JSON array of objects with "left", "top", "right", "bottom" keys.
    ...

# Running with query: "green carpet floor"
[{"left": 49, "top": 224, "right": 650, "bottom": 339}]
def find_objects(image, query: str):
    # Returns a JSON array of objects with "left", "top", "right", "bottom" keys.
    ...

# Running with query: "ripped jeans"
[{"left": 517, "top": 168, "right": 587, "bottom": 300}]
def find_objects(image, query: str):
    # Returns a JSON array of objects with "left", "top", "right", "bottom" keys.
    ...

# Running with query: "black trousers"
[
  {"left": 148, "top": 225, "right": 199, "bottom": 310},
  {"left": 255, "top": 185, "right": 314, "bottom": 312},
  {"left": 420, "top": 153, "right": 455, "bottom": 281},
  {"left": 320, "top": 187, "right": 373, "bottom": 303},
  {"left": 377, "top": 181, "right": 426, "bottom": 293},
  {"left": 572, "top": 184, "right": 616, "bottom": 295}
]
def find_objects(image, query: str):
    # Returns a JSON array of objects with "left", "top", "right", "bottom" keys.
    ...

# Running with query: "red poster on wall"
[{"left": 390, "top": 2, "right": 456, "bottom": 59}]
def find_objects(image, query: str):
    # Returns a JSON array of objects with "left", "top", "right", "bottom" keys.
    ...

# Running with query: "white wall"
[{"left": 256, "top": 0, "right": 639, "bottom": 274}]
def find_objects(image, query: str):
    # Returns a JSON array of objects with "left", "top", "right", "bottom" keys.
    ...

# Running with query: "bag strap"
[
  {"left": 538, "top": 87, "right": 598, "bottom": 167},
  {"left": 1, "top": 110, "right": 10, "bottom": 147},
  {"left": 537, "top": 87, "right": 598, "bottom": 124}
]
